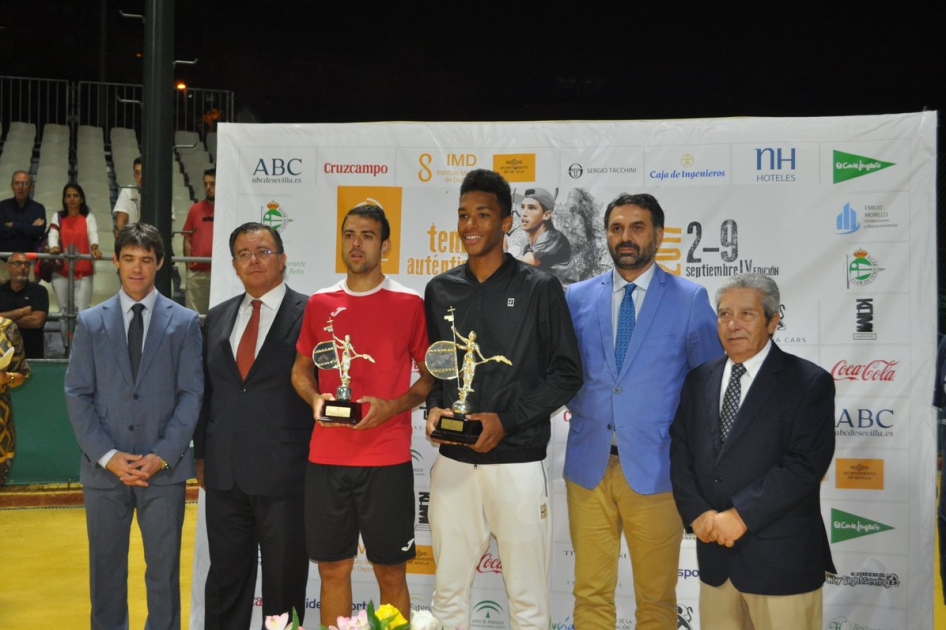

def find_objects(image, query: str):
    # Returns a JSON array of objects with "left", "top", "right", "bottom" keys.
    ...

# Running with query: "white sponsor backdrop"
[{"left": 193, "top": 113, "right": 937, "bottom": 630}]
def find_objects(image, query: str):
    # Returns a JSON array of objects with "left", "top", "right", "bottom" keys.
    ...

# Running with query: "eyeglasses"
[
  {"left": 8, "top": 261, "right": 30, "bottom": 267},
  {"left": 234, "top": 249, "right": 279, "bottom": 263},
  {"left": 12, "top": 181, "right": 31, "bottom": 188}
]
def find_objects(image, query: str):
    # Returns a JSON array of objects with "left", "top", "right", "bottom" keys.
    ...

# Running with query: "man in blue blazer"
[
  {"left": 66, "top": 223, "right": 203, "bottom": 630},
  {"left": 669, "top": 273, "right": 835, "bottom": 629},
  {"left": 565, "top": 193, "right": 721, "bottom": 629}
]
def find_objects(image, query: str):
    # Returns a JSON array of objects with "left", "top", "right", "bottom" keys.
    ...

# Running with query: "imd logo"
[
  {"left": 831, "top": 508, "right": 894, "bottom": 543},
  {"left": 833, "top": 150, "right": 895, "bottom": 184}
]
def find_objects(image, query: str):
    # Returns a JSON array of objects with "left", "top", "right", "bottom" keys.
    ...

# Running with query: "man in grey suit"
[
  {"left": 194, "top": 222, "right": 312, "bottom": 628},
  {"left": 66, "top": 223, "right": 203, "bottom": 630}
]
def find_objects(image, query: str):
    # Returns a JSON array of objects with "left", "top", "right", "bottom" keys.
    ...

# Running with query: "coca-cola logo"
[
  {"left": 831, "top": 359, "right": 898, "bottom": 382},
  {"left": 477, "top": 552, "right": 503, "bottom": 574}
]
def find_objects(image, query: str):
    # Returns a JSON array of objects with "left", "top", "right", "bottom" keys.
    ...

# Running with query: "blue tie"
[{"left": 615, "top": 283, "right": 636, "bottom": 372}]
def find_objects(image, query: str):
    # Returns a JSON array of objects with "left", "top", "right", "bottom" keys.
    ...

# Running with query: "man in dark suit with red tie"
[
  {"left": 670, "top": 273, "right": 836, "bottom": 630},
  {"left": 194, "top": 222, "right": 312, "bottom": 629}
]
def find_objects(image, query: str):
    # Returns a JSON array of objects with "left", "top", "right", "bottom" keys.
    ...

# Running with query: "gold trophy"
[
  {"left": 312, "top": 317, "right": 375, "bottom": 425},
  {"left": 425, "top": 307, "right": 512, "bottom": 444}
]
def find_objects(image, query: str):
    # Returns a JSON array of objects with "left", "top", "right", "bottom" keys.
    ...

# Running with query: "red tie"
[{"left": 236, "top": 300, "right": 262, "bottom": 380}]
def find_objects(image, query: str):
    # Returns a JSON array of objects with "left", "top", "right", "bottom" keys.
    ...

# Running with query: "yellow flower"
[{"left": 375, "top": 604, "right": 408, "bottom": 628}]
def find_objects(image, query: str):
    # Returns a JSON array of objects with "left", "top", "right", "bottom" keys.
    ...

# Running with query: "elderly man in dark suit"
[
  {"left": 670, "top": 273, "right": 836, "bottom": 630},
  {"left": 194, "top": 222, "right": 312, "bottom": 629},
  {"left": 66, "top": 223, "right": 203, "bottom": 630}
]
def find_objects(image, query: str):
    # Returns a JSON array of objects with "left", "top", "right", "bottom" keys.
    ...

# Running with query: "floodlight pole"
[{"left": 141, "top": 0, "right": 175, "bottom": 296}]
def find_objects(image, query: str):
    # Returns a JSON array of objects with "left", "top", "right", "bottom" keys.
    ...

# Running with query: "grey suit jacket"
[{"left": 65, "top": 291, "right": 204, "bottom": 488}]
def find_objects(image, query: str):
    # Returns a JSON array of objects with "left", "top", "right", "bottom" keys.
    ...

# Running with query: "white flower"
[
  {"left": 265, "top": 613, "right": 290, "bottom": 630},
  {"left": 410, "top": 610, "right": 441, "bottom": 630}
]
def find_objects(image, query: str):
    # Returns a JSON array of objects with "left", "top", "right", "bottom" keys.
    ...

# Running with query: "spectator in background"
[
  {"left": 112, "top": 158, "right": 180, "bottom": 295},
  {"left": 0, "top": 252, "right": 49, "bottom": 358},
  {"left": 112, "top": 158, "right": 142, "bottom": 236},
  {"left": 182, "top": 169, "right": 215, "bottom": 314},
  {"left": 49, "top": 183, "right": 102, "bottom": 346},
  {"left": 0, "top": 171, "right": 46, "bottom": 283}
]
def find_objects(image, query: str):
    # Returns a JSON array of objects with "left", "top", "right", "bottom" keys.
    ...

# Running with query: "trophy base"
[
  {"left": 430, "top": 413, "right": 481, "bottom": 445},
  {"left": 320, "top": 400, "right": 362, "bottom": 426}
]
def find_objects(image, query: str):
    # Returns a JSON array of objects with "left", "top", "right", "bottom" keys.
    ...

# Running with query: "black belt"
[{"left": 610, "top": 444, "right": 619, "bottom": 457}]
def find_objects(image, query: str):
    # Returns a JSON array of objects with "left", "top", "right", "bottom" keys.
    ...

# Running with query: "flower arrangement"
[{"left": 265, "top": 603, "right": 440, "bottom": 630}]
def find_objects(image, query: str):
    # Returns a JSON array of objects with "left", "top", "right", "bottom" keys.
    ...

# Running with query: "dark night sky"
[
  {"left": 3, "top": 1, "right": 942, "bottom": 127},
  {"left": 3, "top": 0, "right": 943, "bottom": 316}
]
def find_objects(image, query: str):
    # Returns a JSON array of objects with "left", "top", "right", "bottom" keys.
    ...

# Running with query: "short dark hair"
[
  {"left": 343, "top": 204, "right": 390, "bottom": 242},
  {"left": 204, "top": 168, "right": 216, "bottom": 178},
  {"left": 115, "top": 223, "right": 165, "bottom": 263},
  {"left": 603, "top": 193, "right": 665, "bottom": 230},
  {"left": 459, "top": 169, "right": 512, "bottom": 218},
  {"left": 133, "top": 157, "right": 142, "bottom": 169},
  {"left": 228, "top": 222, "right": 284, "bottom": 257},
  {"left": 61, "top": 183, "right": 91, "bottom": 217},
  {"left": 10, "top": 170, "right": 31, "bottom": 185}
]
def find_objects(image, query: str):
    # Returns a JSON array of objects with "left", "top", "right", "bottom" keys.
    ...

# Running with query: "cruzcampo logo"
[
  {"left": 833, "top": 150, "right": 895, "bottom": 184},
  {"left": 831, "top": 508, "right": 894, "bottom": 543}
]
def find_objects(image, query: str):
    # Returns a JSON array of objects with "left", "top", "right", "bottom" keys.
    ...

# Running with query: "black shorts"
[{"left": 304, "top": 461, "right": 416, "bottom": 565}]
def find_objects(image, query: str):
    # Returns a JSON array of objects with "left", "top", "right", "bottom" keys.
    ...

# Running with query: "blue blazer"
[
  {"left": 669, "top": 344, "right": 836, "bottom": 595},
  {"left": 65, "top": 292, "right": 204, "bottom": 488},
  {"left": 564, "top": 265, "right": 722, "bottom": 494}
]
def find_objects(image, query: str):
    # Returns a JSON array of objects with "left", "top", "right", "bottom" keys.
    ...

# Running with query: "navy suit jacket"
[
  {"left": 65, "top": 292, "right": 204, "bottom": 487},
  {"left": 194, "top": 286, "right": 312, "bottom": 495},
  {"left": 669, "top": 342, "right": 837, "bottom": 595},
  {"left": 564, "top": 265, "right": 722, "bottom": 494}
]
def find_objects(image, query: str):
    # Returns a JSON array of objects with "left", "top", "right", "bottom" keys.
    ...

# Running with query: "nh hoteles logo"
[
  {"left": 831, "top": 508, "right": 894, "bottom": 543},
  {"left": 833, "top": 150, "right": 895, "bottom": 183}
]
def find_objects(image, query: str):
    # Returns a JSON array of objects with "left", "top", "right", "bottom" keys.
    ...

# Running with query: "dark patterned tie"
[
  {"left": 720, "top": 363, "right": 746, "bottom": 442},
  {"left": 236, "top": 300, "right": 262, "bottom": 380},
  {"left": 615, "top": 283, "right": 636, "bottom": 372},
  {"left": 128, "top": 303, "right": 145, "bottom": 381}
]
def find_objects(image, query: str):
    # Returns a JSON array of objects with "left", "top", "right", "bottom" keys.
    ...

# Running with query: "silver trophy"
[
  {"left": 425, "top": 307, "right": 512, "bottom": 444},
  {"left": 312, "top": 317, "right": 375, "bottom": 425}
]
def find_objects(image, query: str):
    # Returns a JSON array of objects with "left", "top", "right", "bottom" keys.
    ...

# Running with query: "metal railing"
[
  {"left": 0, "top": 76, "right": 234, "bottom": 145},
  {"left": 0, "top": 76, "right": 71, "bottom": 141},
  {"left": 75, "top": 81, "right": 146, "bottom": 140},
  {"left": 3, "top": 248, "right": 211, "bottom": 357}
]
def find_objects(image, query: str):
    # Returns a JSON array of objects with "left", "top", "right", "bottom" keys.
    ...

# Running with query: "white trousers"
[
  {"left": 429, "top": 455, "right": 551, "bottom": 630},
  {"left": 51, "top": 274, "right": 93, "bottom": 346}
]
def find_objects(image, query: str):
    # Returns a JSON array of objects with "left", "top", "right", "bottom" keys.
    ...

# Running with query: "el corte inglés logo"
[
  {"left": 831, "top": 508, "right": 894, "bottom": 543},
  {"left": 833, "top": 150, "right": 895, "bottom": 184}
]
